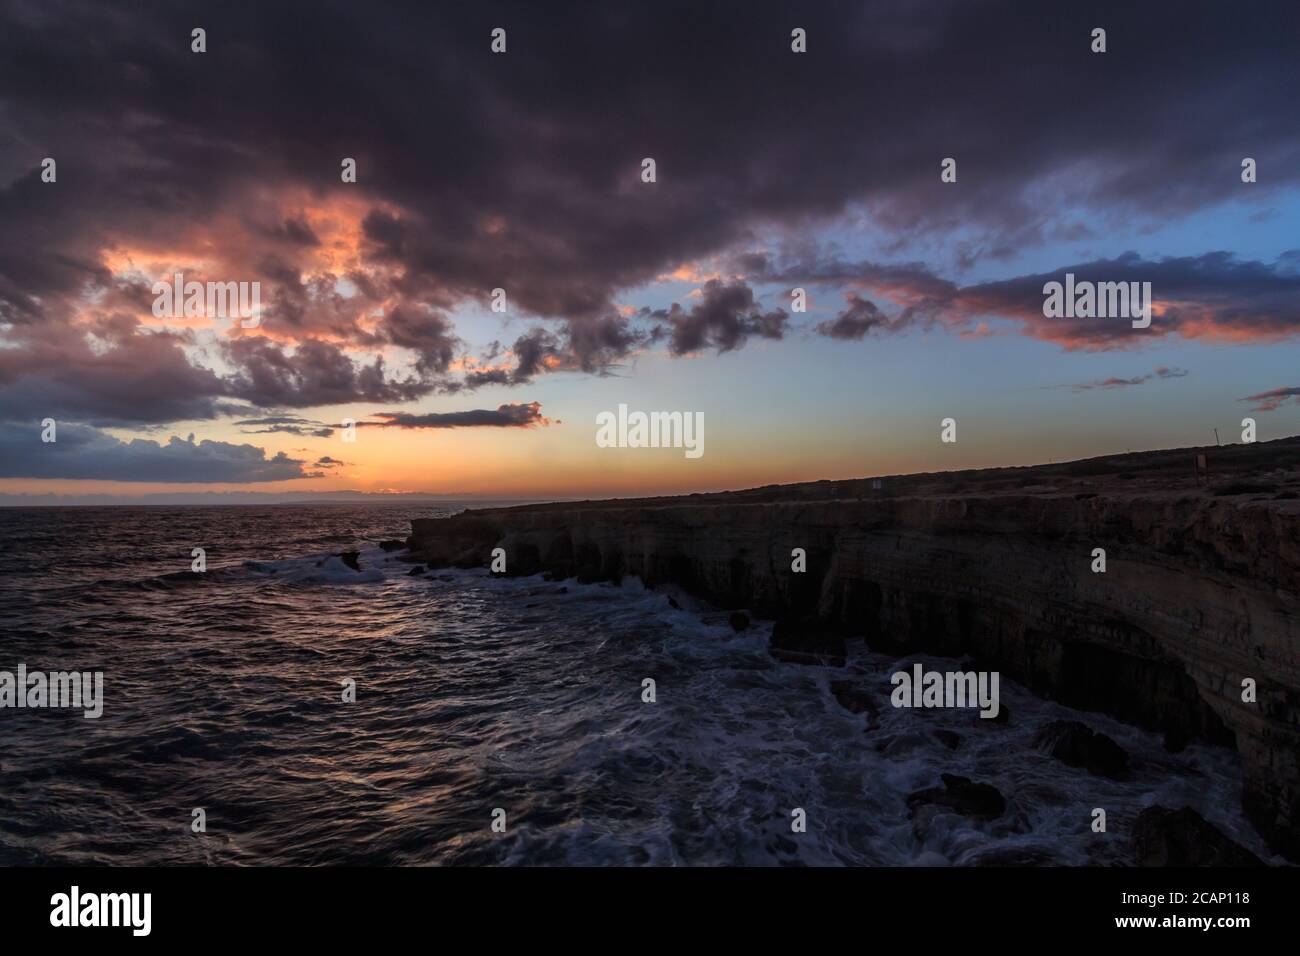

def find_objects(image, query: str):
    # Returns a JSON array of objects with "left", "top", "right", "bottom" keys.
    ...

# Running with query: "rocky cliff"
[{"left": 409, "top": 438, "right": 1300, "bottom": 859}]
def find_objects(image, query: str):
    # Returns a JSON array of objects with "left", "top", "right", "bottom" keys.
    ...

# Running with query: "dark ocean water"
[{"left": 0, "top": 504, "right": 1280, "bottom": 865}]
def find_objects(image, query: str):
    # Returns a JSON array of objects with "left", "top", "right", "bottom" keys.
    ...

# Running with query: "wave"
[
  {"left": 0, "top": 505, "right": 1281, "bottom": 865},
  {"left": 242, "top": 552, "right": 386, "bottom": 584}
]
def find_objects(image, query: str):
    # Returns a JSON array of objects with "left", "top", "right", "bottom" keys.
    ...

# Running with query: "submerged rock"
[
  {"left": 934, "top": 730, "right": 963, "bottom": 750},
  {"left": 829, "top": 679, "right": 878, "bottom": 717},
  {"left": 575, "top": 564, "right": 603, "bottom": 584},
  {"left": 907, "top": 773, "right": 1006, "bottom": 820},
  {"left": 770, "top": 616, "right": 846, "bottom": 666},
  {"left": 969, "top": 845, "right": 1058, "bottom": 866},
  {"left": 336, "top": 551, "right": 361, "bottom": 572},
  {"left": 1033, "top": 719, "right": 1128, "bottom": 778},
  {"left": 406, "top": 565, "right": 426, "bottom": 576},
  {"left": 728, "top": 611, "right": 751, "bottom": 632},
  {"left": 379, "top": 539, "right": 407, "bottom": 552},
  {"left": 1131, "top": 807, "right": 1263, "bottom": 867},
  {"left": 1163, "top": 727, "right": 1190, "bottom": 754}
]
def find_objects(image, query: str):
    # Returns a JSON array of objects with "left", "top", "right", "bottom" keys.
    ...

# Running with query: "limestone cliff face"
[{"left": 410, "top": 448, "right": 1300, "bottom": 859}]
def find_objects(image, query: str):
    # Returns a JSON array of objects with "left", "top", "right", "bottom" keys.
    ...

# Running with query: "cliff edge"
[{"left": 409, "top": 437, "right": 1300, "bottom": 859}]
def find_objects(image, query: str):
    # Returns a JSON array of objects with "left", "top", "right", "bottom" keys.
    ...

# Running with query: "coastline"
[{"left": 408, "top": 436, "right": 1300, "bottom": 860}]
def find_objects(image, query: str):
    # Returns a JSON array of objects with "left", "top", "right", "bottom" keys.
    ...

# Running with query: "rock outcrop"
[
  {"left": 1131, "top": 807, "right": 1263, "bottom": 866},
  {"left": 408, "top": 437, "right": 1300, "bottom": 860},
  {"left": 829, "top": 679, "right": 880, "bottom": 718},
  {"left": 907, "top": 774, "right": 1007, "bottom": 821},
  {"left": 1034, "top": 720, "right": 1129, "bottom": 778}
]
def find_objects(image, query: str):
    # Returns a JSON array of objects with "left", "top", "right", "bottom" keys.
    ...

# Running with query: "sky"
[{"left": 1, "top": 0, "right": 1298, "bottom": 503}]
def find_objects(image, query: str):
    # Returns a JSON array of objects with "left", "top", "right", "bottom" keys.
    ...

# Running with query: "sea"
[{"left": 0, "top": 503, "right": 1280, "bottom": 865}]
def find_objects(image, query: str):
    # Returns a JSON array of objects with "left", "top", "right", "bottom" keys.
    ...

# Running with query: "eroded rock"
[
  {"left": 770, "top": 616, "right": 846, "bottom": 666},
  {"left": 907, "top": 773, "right": 1006, "bottom": 820},
  {"left": 1131, "top": 807, "right": 1263, "bottom": 867},
  {"left": 829, "top": 679, "right": 879, "bottom": 718},
  {"left": 405, "top": 439, "right": 1300, "bottom": 859},
  {"left": 934, "top": 730, "right": 963, "bottom": 750},
  {"left": 1034, "top": 720, "right": 1128, "bottom": 778}
]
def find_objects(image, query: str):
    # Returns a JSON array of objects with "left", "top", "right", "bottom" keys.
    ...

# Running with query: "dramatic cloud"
[
  {"left": 645, "top": 280, "right": 788, "bottom": 355},
  {"left": 363, "top": 403, "right": 554, "bottom": 429},
  {"left": 378, "top": 307, "right": 461, "bottom": 378},
  {"left": 1, "top": 0, "right": 1295, "bottom": 430},
  {"left": 1241, "top": 386, "right": 1300, "bottom": 412},
  {"left": 816, "top": 293, "right": 911, "bottom": 340},
  {"left": 221, "top": 337, "right": 431, "bottom": 409},
  {"left": 0, "top": 320, "right": 235, "bottom": 427},
  {"left": 772, "top": 252, "right": 1300, "bottom": 351},
  {"left": 236, "top": 416, "right": 336, "bottom": 438},
  {"left": 466, "top": 317, "right": 651, "bottom": 388},
  {"left": 1067, "top": 366, "right": 1189, "bottom": 392},
  {"left": 959, "top": 253, "right": 1300, "bottom": 350},
  {"left": 0, "top": 424, "right": 319, "bottom": 482}
]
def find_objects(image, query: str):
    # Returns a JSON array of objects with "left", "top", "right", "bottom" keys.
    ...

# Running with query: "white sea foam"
[
  {"left": 243, "top": 551, "right": 385, "bottom": 584},
  {"left": 1, "top": 502, "right": 1276, "bottom": 866}
]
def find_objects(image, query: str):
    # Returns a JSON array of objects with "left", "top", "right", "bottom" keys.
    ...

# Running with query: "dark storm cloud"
[
  {"left": 254, "top": 215, "right": 320, "bottom": 247},
  {"left": 0, "top": 422, "right": 318, "bottom": 482},
  {"left": 750, "top": 253, "right": 962, "bottom": 333},
  {"left": 563, "top": 314, "right": 647, "bottom": 373},
  {"left": 0, "top": 0, "right": 1298, "bottom": 422},
  {"left": 0, "top": 319, "right": 234, "bottom": 426},
  {"left": 815, "top": 293, "right": 912, "bottom": 340},
  {"left": 221, "top": 337, "right": 430, "bottom": 408},
  {"left": 959, "top": 252, "right": 1300, "bottom": 349},
  {"left": 364, "top": 403, "right": 553, "bottom": 429},
  {"left": 645, "top": 280, "right": 788, "bottom": 355},
  {"left": 468, "top": 317, "right": 650, "bottom": 388},
  {"left": 379, "top": 307, "right": 461, "bottom": 377},
  {"left": 0, "top": 324, "right": 433, "bottom": 427},
  {"left": 747, "top": 253, "right": 961, "bottom": 303},
  {"left": 769, "top": 251, "right": 1300, "bottom": 349},
  {"left": 508, "top": 328, "right": 560, "bottom": 383}
]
